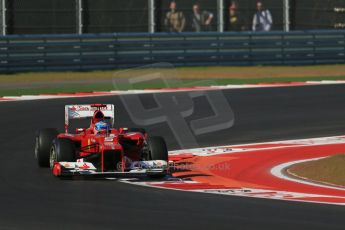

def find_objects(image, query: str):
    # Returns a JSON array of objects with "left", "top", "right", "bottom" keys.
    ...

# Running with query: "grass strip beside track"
[
  {"left": 1, "top": 65, "right": 345, "bottom": 96},
  {"left": 287, "top": 154, "right": 345, "bottom": 187},
  {"left": 1, "top": 76, "right": 345, "bottom": 96}
]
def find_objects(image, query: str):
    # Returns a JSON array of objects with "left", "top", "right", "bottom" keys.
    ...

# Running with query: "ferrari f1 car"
[{"left": 35, "top": 104, "right": 169, "bottom": 178}]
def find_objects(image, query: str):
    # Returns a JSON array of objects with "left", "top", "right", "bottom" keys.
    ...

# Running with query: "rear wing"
[{"left": 65, "top": 104, "right": 114, "bottom": 133}]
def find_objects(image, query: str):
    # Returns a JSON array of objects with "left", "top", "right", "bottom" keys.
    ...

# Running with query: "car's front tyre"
[
  {"left": 35, "top": 128, "right": 59, "bottom": 167},
  {"left": 147, "top": 136, "right": 168, "bottom": 161},
  {"left": 50, "top": 138, "right": 76, "bottom": 169},
  {"left": 146, "top": 136, "right": 168, "bottom": 179}
]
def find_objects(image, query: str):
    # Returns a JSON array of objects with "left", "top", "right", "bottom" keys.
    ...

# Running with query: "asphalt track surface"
[{"left": 1, "top": 85, "right": 345, "bottom": 230}]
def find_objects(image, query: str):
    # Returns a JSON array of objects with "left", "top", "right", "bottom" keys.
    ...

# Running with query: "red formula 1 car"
[{"left": 34, "top": 104, "right": 169, "bottom": 178}]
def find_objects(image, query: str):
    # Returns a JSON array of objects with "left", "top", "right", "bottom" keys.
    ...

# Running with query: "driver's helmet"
[
  {"left": 95, "top": 120, "right": 110, "bottom": 132},
  {"left": 93, "top": 110, "right": 105, "bottom": 124}
]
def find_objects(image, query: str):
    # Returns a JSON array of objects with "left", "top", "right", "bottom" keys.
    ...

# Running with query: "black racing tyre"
[
  {"left": 128, "top": 128, "right": 146, "bottom": 135},
  {"left": 50, "top": 138, "right": 76, "bottom": 169},
  {"left": 147, "top": 136, "right": 168, "bottom": 161},
  {"left": 35, "top": 128, "right": 59, "bottom": 167}
]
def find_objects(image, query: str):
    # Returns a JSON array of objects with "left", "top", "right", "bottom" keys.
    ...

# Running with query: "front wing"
[{"left": 52, "top": 160, "right": 168, "bottom": 179}]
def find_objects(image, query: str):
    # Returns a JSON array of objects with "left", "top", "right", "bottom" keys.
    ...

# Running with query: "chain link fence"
[
  {"left": 0, "top": 0, "right": 5, "bottom": 35},
  {"left": 292, "top": 0, "right": 345, "bottom": 30},
  {"left": 1, "top": 0, "right": 345, "bottom": 35},
  {"left": 6, "top": 0, "right": 75, "bottom": 34},
  {"left": 83, "top": 0, "right": 148, "bottom": 33}
]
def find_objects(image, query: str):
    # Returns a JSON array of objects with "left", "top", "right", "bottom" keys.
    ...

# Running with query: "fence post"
[
  {"left": 148, "top": 0, "right": 155, "bottom": 33},
  {"left": 76, "top": 0, "right": 83, "bottom": 34},
  {"left": 1, "top": 0, "right": 6, "bottom": 35},
  {"left": 217, "top": 0, "right": 224, "bottom": 32},
  {"left": 283, "top": 0, "right": 290, "bottom": 32}
]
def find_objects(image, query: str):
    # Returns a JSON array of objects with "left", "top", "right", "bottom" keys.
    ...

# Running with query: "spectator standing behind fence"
[
  {"left": 252, "top": 1, "right": 273, "bottom": 32},
  {"left": 191, "top": 3, "right": 214, "bottom": 32},
  {"left": 164, "top": 1, "right": 186, "bottom": 32},
  {"left": 228, "top": 2, "right": 245, "bottom": 31}
]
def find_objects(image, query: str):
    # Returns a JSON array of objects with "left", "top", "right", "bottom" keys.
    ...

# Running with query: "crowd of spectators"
[{"left": 164, "top": 1, "right": 273, "bottom": 32}]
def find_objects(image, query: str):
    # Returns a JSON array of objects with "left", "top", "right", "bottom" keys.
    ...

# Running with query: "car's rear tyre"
[
  {"left": 35, "top": 128, "right": 59, "bottom": 167},
  {"left": 50, "top": 138, "right": 76, "bottom": 169},
  {"left": 128, "top": 128, "right": 146, "bottom": 135}
]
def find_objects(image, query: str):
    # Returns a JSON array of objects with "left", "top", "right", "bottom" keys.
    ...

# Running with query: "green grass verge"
[
  {"left": 1, "top": 76, "right": 345, "bottom": 97},
  {"left": 288, "top": 154, "right": 345, "bottom": 187}
]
